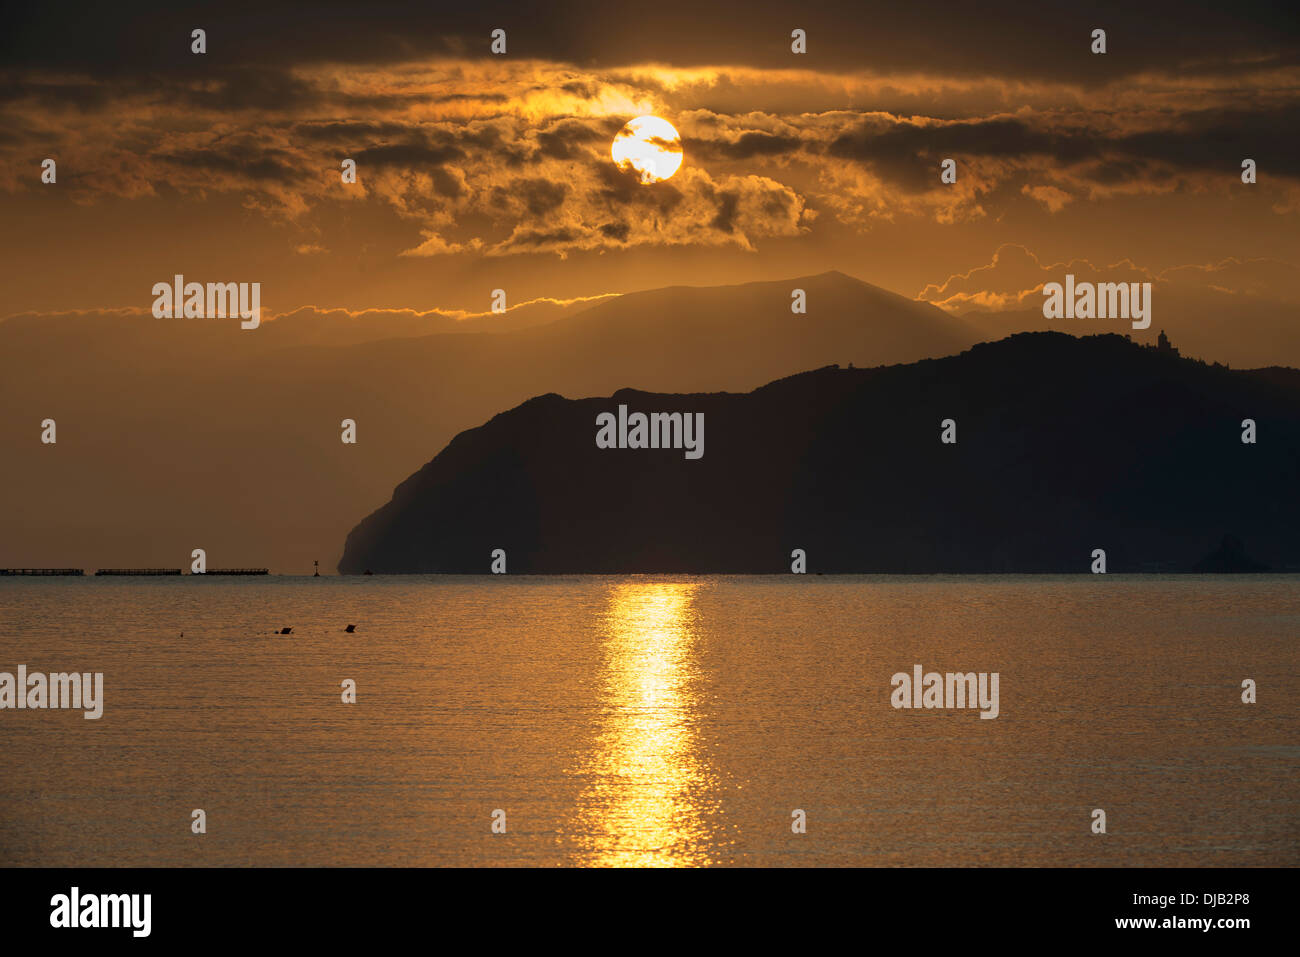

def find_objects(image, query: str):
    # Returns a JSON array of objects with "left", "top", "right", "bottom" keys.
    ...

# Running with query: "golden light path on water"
[{"left": 571, "top": 582, "right": 720, "bottom": 866}]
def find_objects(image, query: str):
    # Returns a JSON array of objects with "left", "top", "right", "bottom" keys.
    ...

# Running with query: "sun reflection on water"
[{"left": 570, "top": 581, "right": 719, "bottom": 866}]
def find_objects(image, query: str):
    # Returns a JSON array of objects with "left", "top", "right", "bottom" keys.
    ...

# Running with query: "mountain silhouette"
[
  {"left": 339, "top": 332, "right": 1300, "bottom": 574},
  {"left": 0, "top": 272, "right": 978, "bottom": 572},
  {"left": 1192, "top": 534, "right": 1270, "bottom": 572}
]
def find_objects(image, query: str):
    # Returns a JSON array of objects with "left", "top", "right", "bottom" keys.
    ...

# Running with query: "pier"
[
  {"left": 2, "top": 567, "right": 271, "bottom": 576},
  {"left": 95, "top": 568, "right": 183, "bottom": 576},
  {"left": 0, "top": 568, "right": 84, "bottom": 576}
]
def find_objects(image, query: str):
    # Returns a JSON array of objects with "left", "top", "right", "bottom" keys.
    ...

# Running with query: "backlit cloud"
[{"left": 3, "top": 56, "right": 1297, "bottom": 262}]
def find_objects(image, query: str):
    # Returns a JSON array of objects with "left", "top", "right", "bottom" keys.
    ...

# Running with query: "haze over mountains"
[
  {"left": 0, "top": 272, "right": 981, "bottom": 572},
  {"left": 340, "top": 333, "right": 1300, "bottom": 574}
]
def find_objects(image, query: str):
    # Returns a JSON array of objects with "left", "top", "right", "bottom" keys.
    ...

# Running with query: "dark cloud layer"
[
  {"left": 3, "top": 0, "right": 1297, "bottom": 83},
  {"left": 1114, "top": 105, "right": 1300, "bottom": 179}
]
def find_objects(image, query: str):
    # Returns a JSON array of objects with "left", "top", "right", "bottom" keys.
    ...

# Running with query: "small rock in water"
[
  {"left": 279, "top": 627, "right": 293, "bottom": 635},
  {"left": 344, "top": 624, "right": 356, "bottom": 633}
]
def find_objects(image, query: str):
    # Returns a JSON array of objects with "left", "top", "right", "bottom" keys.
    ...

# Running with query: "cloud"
[
  {"left": 1, "top": 293, "right": 621, "bottom": 330},
  {"left": 1021, "top": 184, "right": 1073, "bottom": 213},
  {"left": 399, "top": 232, "right": 481, "bottom": 258},
  {"left": 1156, "top": 258, "right": 1300, "bottom": 305},
  {"left": 7, "top": 1, "right": 1298, "bottom": 85},
  {"left": 1, "top": 54, "right": 1296, "bottom": 255},
  {"left": 918, "top": 243, "right": 1300, "bottom": 312}
]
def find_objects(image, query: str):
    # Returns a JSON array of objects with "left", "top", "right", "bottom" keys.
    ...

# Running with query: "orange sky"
[
  {"left": 2, "top": 1, "right": 1297, "bottom": 322},
  {"left": 2, "top": 0, "right": 1299, "bottom": 572}
]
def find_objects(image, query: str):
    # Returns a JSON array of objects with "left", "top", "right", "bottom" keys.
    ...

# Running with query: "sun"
[{"left": 611, "top": 115, "right": 683, "bottom": 185}]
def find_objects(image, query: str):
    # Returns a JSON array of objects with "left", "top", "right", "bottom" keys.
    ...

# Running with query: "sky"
[
  {"left": 2, "top": 0, "right": 1298, "bottom": 320},
  {"left": 2, "top": 0, "right": 1300, "bottom": 571}
]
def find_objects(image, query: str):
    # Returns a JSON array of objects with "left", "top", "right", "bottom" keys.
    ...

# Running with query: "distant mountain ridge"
[
  {"left": 0, "top": 271, "right": 981, "bottom": 572},
  {"left": 339, "top": 332, "right": 1300, "bottom": 574}
]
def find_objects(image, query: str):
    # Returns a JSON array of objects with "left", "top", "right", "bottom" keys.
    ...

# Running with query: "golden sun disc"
[{"left": 611, "top": 115, "right": 683, "bottom": 184}]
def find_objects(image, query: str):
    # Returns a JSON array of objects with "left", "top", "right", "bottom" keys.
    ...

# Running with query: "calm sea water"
[{"left": 0, "top": 575, "right": 1296, "bottom": 867}]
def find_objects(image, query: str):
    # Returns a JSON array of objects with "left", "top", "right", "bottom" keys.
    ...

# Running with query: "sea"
[{"left": 1, "top": 575, "right": 1296, "bottom": 867}]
